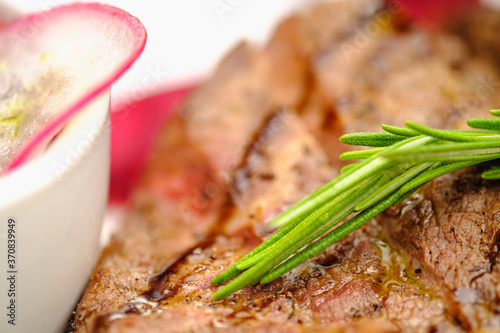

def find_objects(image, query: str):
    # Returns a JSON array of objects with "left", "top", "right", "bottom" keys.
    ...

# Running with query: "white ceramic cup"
[{"left": 0, "top": 91, "right": 110, "bottom": 332}]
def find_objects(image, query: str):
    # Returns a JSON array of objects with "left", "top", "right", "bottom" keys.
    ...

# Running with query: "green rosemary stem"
[
  {"left": 354, "top": 162, "right": 433, "bottom": 211},
  {"left": 211, "top": 215, "right": 305, "bottom": 286},
  {"left": 268, "top": 135, "right": 430, "bottom": 229},
  {"left": 211, "top": 112, "right": 500, "bottom": 300},
  {"left": 340, "top": 161, "right": 362, "bottom": 174},
  {"left": 236, "top": 174, "right": 381, "bottom": 270},
  {"left": 260, "top": 191, "right": 401, "bottom": 284},
  {"left": 398, "top": 161, "right": 480, "bottom": 194},
  {"left": 384, "top": 141, "right": 500, "bottom": 162},
  {"left": 405, "top": 121, "right": 499, "bottom": 142},
  {"left": 340, "top": 148, "right": 384, "bottom": 161}
]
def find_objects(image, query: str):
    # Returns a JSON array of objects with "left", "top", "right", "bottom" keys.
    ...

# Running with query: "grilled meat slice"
[
  {"left": 73, "top": 1, "right": 500, "bottom": 332},
  {"left": 263, "top": 0, "right": 500, "bottom": 165},
  {"left": 73, "top": 115, "right": 226, "bottom": 331},
  {"left": 378, "top": 168, "right": 500, "bottom": 330},
  {"left": 312, "top": 27, "right": 500, "bottom": 134},
  {"left": 449, "top": 8, "right": 500, "bottom": 69},
  {"left": 295, "top": 2, "right": 500, "bottom": 332},
  {"left": 181, "top": 38, "right": 309, "bottom": 181},
  {"left": 179, "top": 1, "right": 381, "bottom": 179},
  {"left": 79, "top": 111, "right": 457, "bottom": 333},
  {"left": 295, "top": 3, "right": 500, "bottom": 331}
]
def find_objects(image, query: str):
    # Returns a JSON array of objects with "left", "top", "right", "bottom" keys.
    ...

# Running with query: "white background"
[
  {"left": 5, "top": 0, "right": 311, "bottom": 99},
  {"left": 7, "top": 0, "right": 500, "bottom": 100}
]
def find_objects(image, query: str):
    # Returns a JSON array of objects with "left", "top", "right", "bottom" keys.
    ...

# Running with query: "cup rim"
[
  {"left": 0, "top": 1, "right": 111, "bottom": 209},
  {"left": 0, "top": 91, "right": 110, "bottom": 208}
]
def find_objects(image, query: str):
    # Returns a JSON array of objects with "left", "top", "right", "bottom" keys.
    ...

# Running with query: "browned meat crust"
[
  {"left": 72, "top": 1, "right": 500, "bottom": 332},
  {"left": 73, "top": 115, "right": 226, "bottom": 331},
  {"left": 78, "top": 111, "right": 457, "bottom": 333},
  {"left": 449, "top": 8, "right": 500, "bottom": 69},
  {"left": 378, "top": 168, "right": 500, "bottom": 330}
]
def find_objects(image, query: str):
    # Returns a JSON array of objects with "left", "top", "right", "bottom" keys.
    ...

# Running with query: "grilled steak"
[
  {"left": 78, "top": 111, "right": 457, "bottom": 333},
  {"left": 72, "top": 1, "right": 500, "bottom": 332}
]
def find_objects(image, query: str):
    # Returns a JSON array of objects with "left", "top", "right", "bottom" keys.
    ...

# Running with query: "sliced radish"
[{"left": 0, "top": 3, "right": 146, "bottom": 173}]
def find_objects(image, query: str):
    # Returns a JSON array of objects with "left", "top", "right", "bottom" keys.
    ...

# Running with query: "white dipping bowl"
[{"left": 0, "top": 91, "right": 110, "bottom": 332}]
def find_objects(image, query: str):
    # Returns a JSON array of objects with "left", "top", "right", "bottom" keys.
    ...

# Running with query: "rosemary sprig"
[{"left": 211, "top": 110, "right": 500, "bottom": 300}]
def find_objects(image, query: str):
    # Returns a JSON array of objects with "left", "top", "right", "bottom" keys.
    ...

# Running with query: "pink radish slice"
[{"left": 1, "top": 3, "right": 146, "bottom": 173}]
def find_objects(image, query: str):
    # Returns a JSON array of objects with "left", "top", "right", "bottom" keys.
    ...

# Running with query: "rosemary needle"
[
  {"left": 211, "top": 111, "right": 500, "bottom": 300},
  {"left": 467, "top": 117, "right": 500, "bottom": 131},
  {"left": 340, "top": 147, "right": 384, "bottom": 161},
  {"left": 339, "top": 131, "right": 407, "bottom": 147},
  {"left": 482, "top": 167, "right": 500, "bottom": 179},
  {"left": 267, "top": 135, "right": 431, "bottom": 230},
  {"left": 236, "top": 174, "right": 382, "bottom": 270},
  {"left": 381, "top": 124, "right": 420, "bottom": 137},
  {"left": 260, "top": 191, "right": 402, "bottom": 285}
]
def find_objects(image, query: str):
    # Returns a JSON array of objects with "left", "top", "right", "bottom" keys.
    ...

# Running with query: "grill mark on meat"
[
  {"left": 144, "top": 240, "right": 216, "bottom": 302},
  {"left": 233, "top": 109, "right": 289, "bottom": 198},
  {"left": 226, "top": 110, "right": 335, "bottom": 236},
  {"left": 89, "top": 232, "right": 278, "bottom": 332},
  {"left": 90, "top": 110, "right": 302, "bottom": 330},
  {"left": 89, "top": 197, "right": 245, "bottom": 332},
  {"left": 91, "top": 240, "right": 213, "bottom": 332}
]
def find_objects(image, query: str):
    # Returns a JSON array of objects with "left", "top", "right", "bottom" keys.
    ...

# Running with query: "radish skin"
[{"left": 0, "top": 3, "right": 146, "bottom": 172}]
